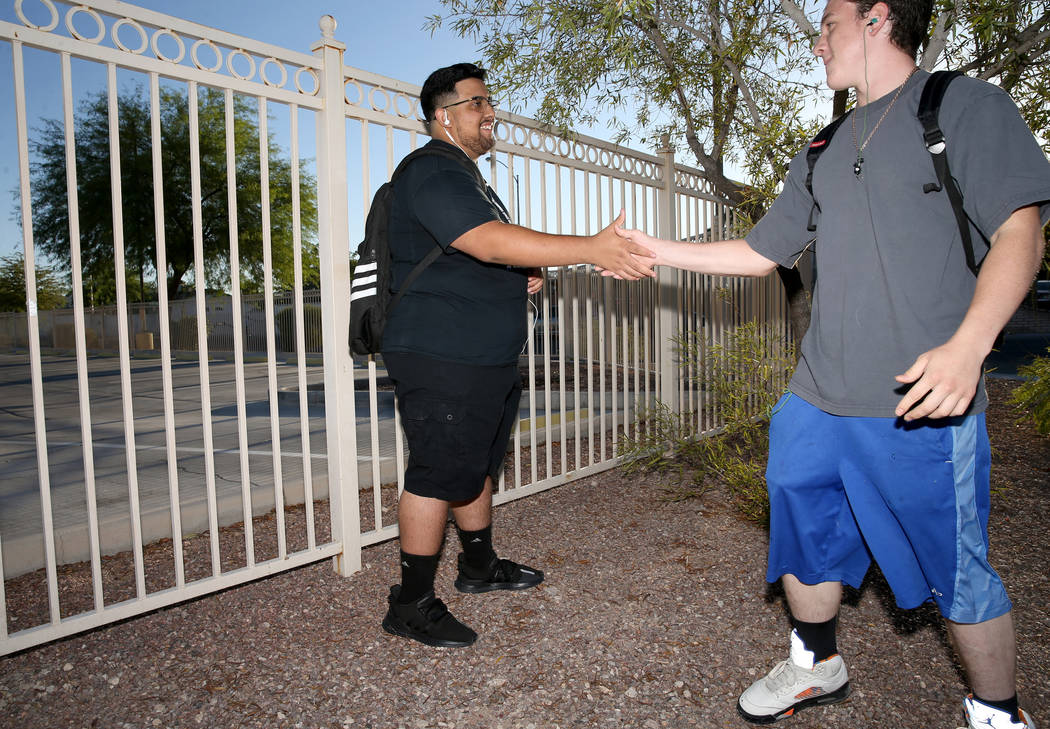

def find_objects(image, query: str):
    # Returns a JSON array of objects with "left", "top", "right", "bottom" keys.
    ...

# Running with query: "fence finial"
[{"left": 319, "top": 15, "right": 337, "bottom": 39}]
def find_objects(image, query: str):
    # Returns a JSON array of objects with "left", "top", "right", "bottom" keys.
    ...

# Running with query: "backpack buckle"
[{"left": 923, "top": 128, "right": 946, "bottom": 154}]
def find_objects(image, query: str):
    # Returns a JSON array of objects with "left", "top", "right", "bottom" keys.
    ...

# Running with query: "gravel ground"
[{"left": 1, "top": 378, "right": 1047, "bottom": 729}]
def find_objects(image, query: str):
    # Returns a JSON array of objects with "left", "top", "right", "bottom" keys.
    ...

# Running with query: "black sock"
[
  {"left": 398, "top": 551, "right": 440, "bottom": 604},
  {"left": 791, "top": 615, "right": 839, "bottom": 663},
  {"left": 456, "top": 524, "right": 496, "bottom": 572},
  {"left": 973, "top": 694, "right": 1020, "bottom": 723}
]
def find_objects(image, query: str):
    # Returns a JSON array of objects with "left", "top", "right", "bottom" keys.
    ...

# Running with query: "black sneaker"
[
  {"left": 381, "top": 586, "right": 477, "bottom": 648},
  {"left": 454, "top": 554, "right": 544, "bottom": 594}
]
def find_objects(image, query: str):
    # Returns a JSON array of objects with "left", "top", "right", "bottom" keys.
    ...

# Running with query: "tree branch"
[
  {"left": 779, "top": 0, "right": 817, "bottom": 38},
  {"left": 922, "top": 9, "right": 954, "bottom": 69}
]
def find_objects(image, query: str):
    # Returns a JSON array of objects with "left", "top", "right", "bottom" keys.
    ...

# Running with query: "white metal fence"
[{"left": 0, "top": 0, "right": 789, "bottom": 655}]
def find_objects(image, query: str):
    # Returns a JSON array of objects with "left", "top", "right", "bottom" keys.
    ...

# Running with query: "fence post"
[
  {"left": 312, "top": 16, "right": 362, "bottom": 577},
  {"left": 656, "top": 136, "right": 680, "bottom": 413}
]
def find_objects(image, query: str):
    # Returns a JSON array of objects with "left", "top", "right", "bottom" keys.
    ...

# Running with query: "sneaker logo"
[
  {"left": 401, "top": 561, "right": 410, "bottom": 567},
  {"left": 470, "top": 538, "right": 483, "bottom": 543},
  {"left": 519, "top": 569, "right": 536, "bottom": 575},
  {"left": 794, "top": 687, "right": 825, "bottom": 700}
]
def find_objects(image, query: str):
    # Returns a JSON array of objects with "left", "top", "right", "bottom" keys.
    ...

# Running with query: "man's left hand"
[
  {"left": 893, "top": 340, "right": 985, "bottom": 421},
  {"left": 526, "top": 268, "right": 545, "bottom": 294}
]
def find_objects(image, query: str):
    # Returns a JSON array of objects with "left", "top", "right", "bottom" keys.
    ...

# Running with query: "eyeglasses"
[{"left": 440, "top": 95, "right": 499, "bottom": 113}]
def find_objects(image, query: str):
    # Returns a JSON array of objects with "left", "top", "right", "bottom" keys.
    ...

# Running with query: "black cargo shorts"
[{"left": 383, "top": 352, "right": 522, "bottom": 502}]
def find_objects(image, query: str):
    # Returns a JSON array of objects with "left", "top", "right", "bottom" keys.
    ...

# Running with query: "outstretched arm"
[
  {"left": 451, "top": 210, "right": 656, "bottom": 280},
  {"left": 612, "top": 227, "right": 779, "bottom": 277},
  {"left": 894, "top": 204, "right": 1046, "bottom": 421}
]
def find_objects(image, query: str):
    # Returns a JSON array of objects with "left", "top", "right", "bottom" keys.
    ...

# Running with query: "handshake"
[{"left": 589, "top": 209, "right": 663, "bottom": 281}]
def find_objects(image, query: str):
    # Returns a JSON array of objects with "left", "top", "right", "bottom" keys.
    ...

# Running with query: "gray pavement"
[{"left": 0, "top": 351, "right": 614, "bottom": 577}]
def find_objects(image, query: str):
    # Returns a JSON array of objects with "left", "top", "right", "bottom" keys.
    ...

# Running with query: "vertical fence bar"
[
  {"left": 539, "top": 161, "right": 553, "bottom": 480},
  {"left": 12, "top": 39, "right": 61, "bottom": 624},
  {"left": 313, "top": 18, "right": 361, "bottom": 575},
  {"left": 149, "top": 72, "right": 185, "bottom": 588},
  {"left": 188, "top": 80, "right": 224, "bottom": 575},
  {"left": 107, "top": 62, "right": 147, "bottom": 598},
  {"left": 63, "top": 52, "right": 105, "bottom": 609},
  {"left": 583, "top": 174, "right": 594, "bottom": 466},
  {"left": 556, "top": 166, "right": 568, "bottom": 476},
  {"left": 224, "top": 86, "right": 255, "bottom": 571},
  {"left": 258, "top": 97, "right": 288, "bottom": 561},
  {"left": 290, "top": 104, "right": 318, "bottom": 550},
  {"left": 657, "top": 146, "right": 679, "bottom": 413}
]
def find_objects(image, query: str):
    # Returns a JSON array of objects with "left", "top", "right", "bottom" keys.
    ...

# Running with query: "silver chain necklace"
[{"left": 851, "top": 67, "right": 918, "bottom": 178}]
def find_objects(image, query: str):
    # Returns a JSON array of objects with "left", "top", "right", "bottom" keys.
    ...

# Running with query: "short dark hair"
[
  {"left": 849, "top": 0, "right": 933, "bottom": 59},
  {"left": 420, "top": 63, "right": 487, "bottom": 123}
]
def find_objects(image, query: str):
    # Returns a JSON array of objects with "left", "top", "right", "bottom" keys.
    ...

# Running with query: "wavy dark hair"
[{"left": 849, "top": 0, "right": 933, "bottom": 59}]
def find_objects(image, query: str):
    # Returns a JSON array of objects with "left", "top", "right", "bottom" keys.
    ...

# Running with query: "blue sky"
[{"left": 0, "top": 0, "right": 488, "bottom": 261}]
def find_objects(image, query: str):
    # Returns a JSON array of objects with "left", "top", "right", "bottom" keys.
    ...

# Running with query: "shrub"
[
  {"left": 622, "top": 319, "right": 795, "bottom": 524},
  {"left": 1009, "top": 346, "right": 1050, "bottom": 435}
]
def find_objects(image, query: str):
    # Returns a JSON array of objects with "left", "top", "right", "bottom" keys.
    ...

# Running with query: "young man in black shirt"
[{"left": 380, "top": 62, "right": 655, "bottom": 647}]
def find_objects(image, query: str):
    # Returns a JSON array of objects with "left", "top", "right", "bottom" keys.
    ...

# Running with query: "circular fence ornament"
[
  {"left": 111, "top": 17, "right": 149, "bottom": 54},
  {"left": 191, "top": 38, "right": 222, "bottom": 72},
  {"left": 393, "top": 93, "right": 415, "bottom": 119},
  {"left": 15, "top": 0, "right": 59, "bottom": 32},
  {"left": 260, "top": 58, "right": 288, "bottom": 88},
  {"left": 66, "top": 5, "right": 105, "bottom": 43},
  {"left": 226, "top": 49, "right": 256, "bottom": 81},
  {"left": 294, "top": 67, "right": 319, "bottom": 95},
  {"left": 343, "top": 79, "right": 363, "bottom": 106},
  {"left": 151, "top": 28, "right": 186, "bottom": 64},
  {"left": 368, "top": 87, "right": 389, "bottom": 113}
]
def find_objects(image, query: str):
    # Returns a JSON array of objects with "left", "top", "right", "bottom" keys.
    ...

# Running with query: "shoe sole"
[
  {"left": 381, "top": 615, "right": 477, "bottom": 648},
  {"left": 737, "top": 681, "right": 851, "bottom": 724},
  {"left": 453, "top": 575, "right": 544, "bottom": 594}
]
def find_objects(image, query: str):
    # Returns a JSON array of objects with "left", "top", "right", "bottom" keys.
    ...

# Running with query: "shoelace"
[{"left": 764, "top": 660, "right": 809, "bottom": 693}]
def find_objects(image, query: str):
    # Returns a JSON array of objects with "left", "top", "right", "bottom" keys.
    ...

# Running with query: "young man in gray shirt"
[{"left": 617, "top": 0, "right": 1049, "bottom": 726}]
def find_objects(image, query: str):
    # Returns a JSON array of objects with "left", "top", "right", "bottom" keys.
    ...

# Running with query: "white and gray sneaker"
[
  {"left": 959, "top": 695, "right": 1037, "bottom": 729},
  {"left": 737, "top": 629, "right": 851, "bottom": 724}
]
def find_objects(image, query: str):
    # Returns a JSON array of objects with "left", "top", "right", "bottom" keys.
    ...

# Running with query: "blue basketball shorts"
[{"left": 764, "top": 392, "right": 1011, "bottom": 624}]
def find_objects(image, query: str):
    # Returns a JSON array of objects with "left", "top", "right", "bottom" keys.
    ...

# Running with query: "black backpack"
[
  {"left": 349, "top": 144, "right": 485, "bottom": 356},
  {"left": 804, "top": 70, "right": 988, "bottom": 278}
]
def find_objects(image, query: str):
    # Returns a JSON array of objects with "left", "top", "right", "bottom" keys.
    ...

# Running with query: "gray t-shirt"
[{"left": 747, "top": 70, "right": 1050, "bottom": 417}]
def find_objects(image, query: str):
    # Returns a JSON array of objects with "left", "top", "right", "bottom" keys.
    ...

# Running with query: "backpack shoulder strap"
[
  {"left": 918, "top": 70, "right": 984, "bottom": 276},
  {"left": 384, "top": 144, "right": 484, "bottom": 312},
  {"left": 805, "top": 111, "right": 850, "bottom": 232}
]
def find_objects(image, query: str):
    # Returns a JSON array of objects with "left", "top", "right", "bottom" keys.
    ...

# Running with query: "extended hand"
[
  {"left": 893, "top": 340, "right": 985, "bottom": 421},
  {"left": 591, "top": 210, "right": 656, "bottom": 280}
]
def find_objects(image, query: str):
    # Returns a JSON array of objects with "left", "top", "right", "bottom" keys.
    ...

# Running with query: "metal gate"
[{"left": 0, "top": 0, "right": 788, "bottom": 654}]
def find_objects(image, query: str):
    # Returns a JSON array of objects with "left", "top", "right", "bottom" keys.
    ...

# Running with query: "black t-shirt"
[{"left": 380, "top": 140, "right": 528, "bottom": 365}]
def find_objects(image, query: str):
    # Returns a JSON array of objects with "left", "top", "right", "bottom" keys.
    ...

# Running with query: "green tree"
[
  {"left": 0, "top": 252, "right": 68, "bottom": 312},
  {"left": 26, "top": 85, "right": 319, "bottom": 305}
]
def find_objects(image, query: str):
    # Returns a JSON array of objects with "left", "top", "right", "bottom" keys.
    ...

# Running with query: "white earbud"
[{"left": 442, "top": 114, "right": 451, "bottom": 127}]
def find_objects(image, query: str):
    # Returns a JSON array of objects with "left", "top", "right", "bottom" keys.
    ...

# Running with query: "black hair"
[
  {"left": 420, "top": 63, "right": 488, "bottom": 122},
  {"left": 850, "top": 0, "right": 933, "bottom": 59}
]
